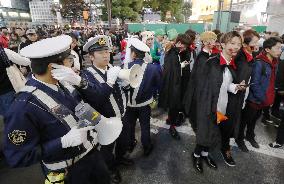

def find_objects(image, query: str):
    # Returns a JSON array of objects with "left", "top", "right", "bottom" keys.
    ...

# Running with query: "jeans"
[{"left": 0, "top": 91, "right": 15, "bottom": 116}]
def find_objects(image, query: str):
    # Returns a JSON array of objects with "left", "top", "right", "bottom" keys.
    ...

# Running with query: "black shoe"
[
  {"left": 271, "top": 111, "right": 282, "bottom": 121},
  {"left": 235, "top": 139, "right": 249, "bottom": 152},
  {"left": 110, "top": 169, "right": 122, "bottom": 184},
  {"left": 116, "top": 156, "right": 134, "bottom": 166},
  {"left": 221, "top": 150, "right": 236, "bottom": 167},
  {"left": 128, "top": 139, "right": 138, "bottom": 153},
  {"left": 166, "top": 119, "right": 171, "bottom": 125},
  {"left": 202, "top": 155, "right": 217, "bottom": 169},
  {"left": 261, "top": 117, "right": 274, "bottom": 125},
  {"left": 246, "top": 138, "right": 260, "bottom": 148},
  {"left": 144, "top": 144, "right": 153, "bottom": 156},
  {"left": 273, "top": 121, "right": 280, "bottom": 128},
  {"left": 269, "top": 142, "right": 283, "bottom": 148},
  {"left": 192, "top": 153, "right": 203, "bottom": 173},
  {"left": 175, "top": 112, "right": 185, "bottom": 126},
  {"left": 169, "top": 126, "right": 181, "bottom": 140}
]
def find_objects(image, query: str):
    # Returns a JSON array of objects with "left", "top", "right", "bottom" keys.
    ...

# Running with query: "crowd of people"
[{"left": 0, "top": 24, "right": 284, "bottom": 183}]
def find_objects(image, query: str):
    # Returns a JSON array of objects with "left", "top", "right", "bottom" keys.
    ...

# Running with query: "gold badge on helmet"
[
  {"left": 8, "top": 130, "right": 27, "bottom": 146},
  {"left": 98, "top": 38, "right": 107, "bottom": 46}
]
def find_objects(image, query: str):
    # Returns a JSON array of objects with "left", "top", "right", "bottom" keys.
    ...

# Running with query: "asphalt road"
[{"left": 0, "top": 110, "right": 283, "bottom": 184}]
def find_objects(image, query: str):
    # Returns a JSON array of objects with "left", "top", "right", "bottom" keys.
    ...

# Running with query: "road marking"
[{"left": 150, "top": 118, "right": 284, "bottom": 160}]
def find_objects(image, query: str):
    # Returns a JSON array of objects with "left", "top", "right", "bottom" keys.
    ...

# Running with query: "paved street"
[{"left": 0, "top": 110, "right": 284, "bottom": 184}]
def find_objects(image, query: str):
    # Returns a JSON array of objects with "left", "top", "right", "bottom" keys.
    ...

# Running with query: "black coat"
[
  {"left": 225, "top": 49, "right": 253, "bottom": 138},
  {"left": 180, "top": 49, "right": 197, "bottom": 99},
  {"left": 159, "top": 47, "right": 182, "bottom": 109},
  {"left": 183, "top": 51, "right": 211, "bottom": 131},
  {"left": 195, "top": 54, "right": 237, "bottom": 148}
]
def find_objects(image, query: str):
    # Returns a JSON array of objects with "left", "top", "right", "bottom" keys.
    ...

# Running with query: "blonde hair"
[{"left": 200, "top": 31, "right": 217, "bottom": 42}]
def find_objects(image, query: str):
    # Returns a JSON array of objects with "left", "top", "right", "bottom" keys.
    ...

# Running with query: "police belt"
[{"left": 19, "top": 85, "right": 98, "bottom": 171}]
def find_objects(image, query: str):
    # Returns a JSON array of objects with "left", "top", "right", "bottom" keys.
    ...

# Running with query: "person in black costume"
[
  {"left": 159, "top": 34, "right": 190, "bottom": 140},
  {"left": 231, "top": 30, "right": 260, "bottom": 153},
  {"left": 191, "top": 31, "right": 244, "bottom": 173},
  {"left": 183, "top": 31, "right": 217, "bottom": 132}
]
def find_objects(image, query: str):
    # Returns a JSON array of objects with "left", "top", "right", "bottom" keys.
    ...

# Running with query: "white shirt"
[{"left": 217, "top": 53, "right": 238, "bottom": 114}]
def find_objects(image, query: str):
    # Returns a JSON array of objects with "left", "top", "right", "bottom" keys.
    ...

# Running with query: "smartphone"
[{"left": 239, "top": 83, "right": 255, "bottom": 87}]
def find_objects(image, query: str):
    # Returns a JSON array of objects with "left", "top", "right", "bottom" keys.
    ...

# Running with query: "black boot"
[
  {"left": 144, "top": 144, "right": 154, "bottom": 156},
  {"left": 128, "top": 139, "right": 138, "bottom": 153},
  {"left": 116, "top": 156, "right": 134, "bottom": 166},
  {"left": 192, "top": 153, "right": 203, "bottom": 173},
  {"left": 246, "top": 137, "right": 260, "bottom": 148},
  {"left": 110, "top": 169, "right": 122, "bottom": 184},
  {"left": 169, "top": 126, "right": 181, "bottom": 140},
  {"left": 235, "top": 139, "right": 249, "bottom": 152}
]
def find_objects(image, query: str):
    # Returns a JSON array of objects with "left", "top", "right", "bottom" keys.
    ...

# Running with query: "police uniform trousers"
[
  {"left": 65, "top": 149, "right": 110, "bottom": 184},
  {"left": 125, "top": 105, "right": 151, "bottom": 148}
]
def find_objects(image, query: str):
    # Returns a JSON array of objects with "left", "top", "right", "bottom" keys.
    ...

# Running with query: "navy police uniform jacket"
[
  {"left": 126, "top": 59, "right": 161, "bottom": 107},
  {"left": 79, "top": 65, "right": 125, "bottom": 118},
  {"left": 4, "top": 78, "right": 91, "bottom": 168}
]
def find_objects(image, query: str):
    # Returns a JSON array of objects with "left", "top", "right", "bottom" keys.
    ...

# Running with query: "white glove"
[
  {"left": 51, "top": 64, "right": 82, "bottom": 86},
  {"left": 107, "top": 66, "right": 121, "bottom": 85},
  {"left": 61, "top": 126, "right": 95, "bottom": 148},
  {"left": 181, "top": 61, "right": 189, "bottom": 68}
]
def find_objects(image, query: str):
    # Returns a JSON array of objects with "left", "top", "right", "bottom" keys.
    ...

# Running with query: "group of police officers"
[{"left": 3, "top": 34, "right": 161, "bottom": 184}]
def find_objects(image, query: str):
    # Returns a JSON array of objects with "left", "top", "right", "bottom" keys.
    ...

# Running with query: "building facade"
[
  {"left": 190, "top": 0, "right": 231, "bottom": 22},
  {"left": 266, "top": 0, "right": 284, "bottom": 34},
  {"left": 29, "top": 0, "right": 57, "bottom": 24},
  {"left": 231, "top": 0, "right": 268, "bottom": 25},
  {"left": 0, "top": 0, "right": 31, "bottom": 27}
]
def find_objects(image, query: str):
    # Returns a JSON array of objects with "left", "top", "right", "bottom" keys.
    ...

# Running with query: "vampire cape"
[
  {"left": 183, "top": 50, "right": 212, "bottom": 130},
  {"left": 194, "top": 54, "right": 237, "bottom": 148},
  {"left": 159, "top": 46, "right": 183, "bottom": 110}
]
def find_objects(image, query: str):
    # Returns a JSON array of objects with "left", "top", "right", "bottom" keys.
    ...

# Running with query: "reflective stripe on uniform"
[
  {"left": 20, "top": 86, "right": 98, "bottom": 170},
  {"left": 32, "top": 89, "right": 78, "bottom": 128},
  {"left": 42, "top": 135, "right": 98, "bottom": 171},
  {"left": 87, "top": 66, "right": 121, "bottom": 117},
  {"left": 127, "top": 97, "right": 153, "bottom": 108},
  {"left": 129, "top": 63, "right": 147, "bottom": 106}
]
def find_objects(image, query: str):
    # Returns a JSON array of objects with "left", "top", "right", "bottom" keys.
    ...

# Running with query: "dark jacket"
[
  {"left": 179, "top": 48, "right": 197, "bottom": 99},
  {"left": 159, "top": 46, "right": 182, "bottom": 109},
  {"left": 247, "top": 51, "right": 278, "bottom": 106},
  {"left": 195, "top": 54, "right": 237, "bottom": 147},
  {"left": 225, "top": 48, "right": 254, "bottom": 137}
]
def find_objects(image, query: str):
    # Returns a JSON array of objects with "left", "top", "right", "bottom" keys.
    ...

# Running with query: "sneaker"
[
  {"left": 235, "top": 140, "right": 249, "bottom": 152},
  {"left": 271, "top": 112, "right": 282, "bottom": 121},
  {"left": 169, "top": 126, "right": 181, "bottom": 140},
  {"left": 269, "top": 142, "right": 283, "bottom": 148},
  {"left": 261, "top": 118, "right": 273, "bottom": 126},
  {"left": 246, "top": 138, "right": 260, "bottom": 148},
  {"left": 273, "top": 122, "right": 280, "bottom": 128},
  {"left": 221, "top": 150, "right": 236, "bottom": 167}
]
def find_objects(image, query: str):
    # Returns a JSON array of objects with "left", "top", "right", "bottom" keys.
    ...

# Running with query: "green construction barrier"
[
  {"left": 127, "top": 23, "right": 204, "bottom": 34},
  {"left": 252, "top": 26, "right": 267, "bottom": 33}
]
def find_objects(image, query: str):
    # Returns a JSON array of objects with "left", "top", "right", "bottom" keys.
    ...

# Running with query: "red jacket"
[{"left": 0, "top": 34, "right": 9, "bottom": 48}]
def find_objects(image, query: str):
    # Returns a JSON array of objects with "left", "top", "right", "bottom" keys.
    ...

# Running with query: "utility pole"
[
  {"left": 226, "top": 0, "right": 233, "bottom": 32},
  {"left": 106, "top": 0, "right": 112, "bottom": 28},
  {"left": 216, "top": 0, "right": 223, "bottom": 30}
]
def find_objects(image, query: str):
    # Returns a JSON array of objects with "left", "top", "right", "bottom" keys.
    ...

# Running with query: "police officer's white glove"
[
  {"left": 107, "top": 66, "right": 121, "bottom": 86},
  {"left": 181, "top": 61, "right": 189, "bottom": 68},
  {"left": 61, "top": 126, "right": 95, "bottom": 148},
  {"left": 51, "top": 64, "right": 81, "bottom": 86}
]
